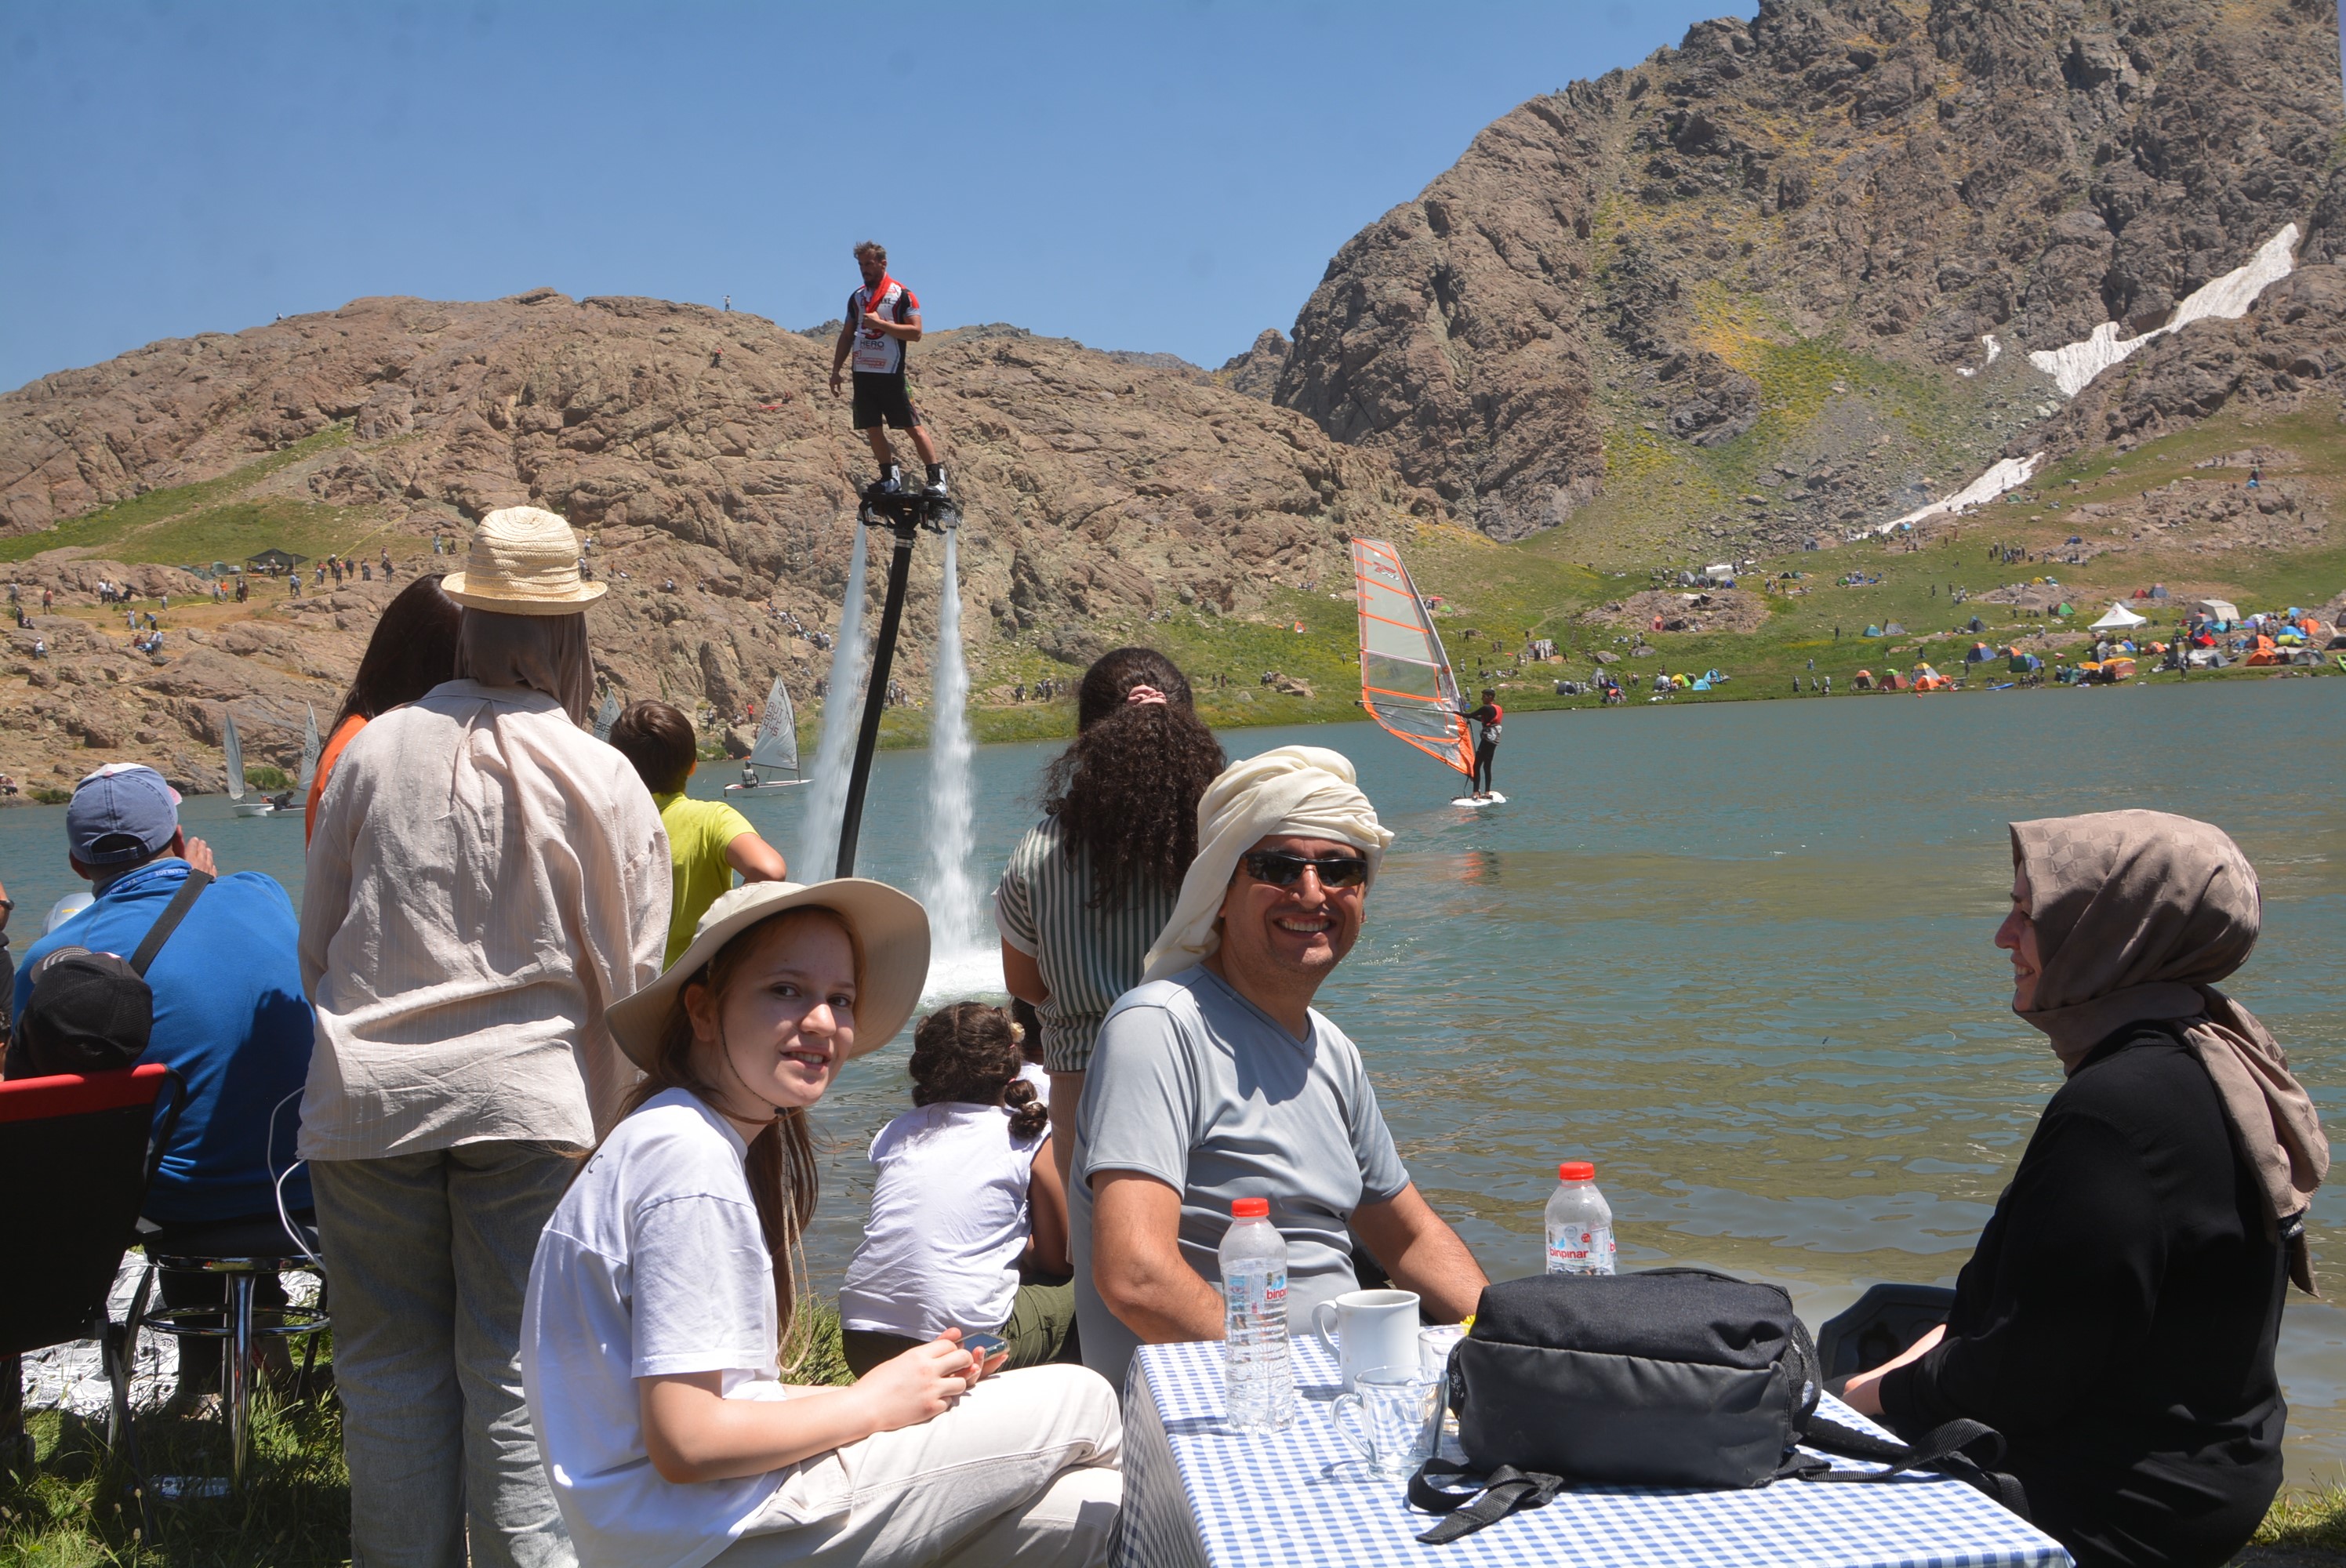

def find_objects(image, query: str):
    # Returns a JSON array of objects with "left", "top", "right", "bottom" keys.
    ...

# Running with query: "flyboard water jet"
[
  {"left": 831, "top": 480, "right": 961, "bottom": 879},
  {"left": 1350, "top": 537, "right": 1503, "bottom": 806}
]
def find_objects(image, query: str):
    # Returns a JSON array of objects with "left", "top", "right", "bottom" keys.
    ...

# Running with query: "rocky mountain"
[
  {"left": 0, "top": 295, "right": 1436, "bottom": 792},
  {"left": 1267, "top": 0, "right": 2346, "bottom": 545}
]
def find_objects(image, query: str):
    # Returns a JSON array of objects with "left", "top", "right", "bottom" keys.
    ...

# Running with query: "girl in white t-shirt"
[
  {"left": 520, "top": 882, "right": 1121, "bottom": 1568},
  {"left": 838, "top": 1003, "right": 1074, "bottom": 1374}
]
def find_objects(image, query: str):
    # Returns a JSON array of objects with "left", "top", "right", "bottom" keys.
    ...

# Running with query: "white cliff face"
[
  {"left": 2027, "top": 225, "right": 2300, "bottom": 397},
  {"left": 1876, "top": 228, "right": 2299, "bottom": 535},
  {"left": 1879, "top": 452, "right": 2043, "bottom": 532}
]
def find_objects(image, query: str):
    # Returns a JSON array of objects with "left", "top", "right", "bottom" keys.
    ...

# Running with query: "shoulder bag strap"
[
  {"left": 128, "top": 870, "right": 212, "bottom": 977},
  {"left": 1798, "top": 1412, "right": 2030, "bottom": 1519},
  {"left": 1407, "top": 1459, "right": 1563, "bottom": 1544}
]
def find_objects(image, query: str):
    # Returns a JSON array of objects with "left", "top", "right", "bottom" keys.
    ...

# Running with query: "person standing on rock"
[{"left": 830, "top": 241, "right": 948, "bottom": 501}]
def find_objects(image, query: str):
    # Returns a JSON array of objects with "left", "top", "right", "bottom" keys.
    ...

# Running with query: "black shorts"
[{"left": 852, "top": 372, "right": 922, "bottom": 430}]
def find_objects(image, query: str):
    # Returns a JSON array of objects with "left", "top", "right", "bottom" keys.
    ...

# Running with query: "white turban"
[{"left": 1141, "top": 745, "right": 1396, "bottom": 982}]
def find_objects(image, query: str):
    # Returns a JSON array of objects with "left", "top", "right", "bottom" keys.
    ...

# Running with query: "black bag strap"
[
  {"left": 128, "top": 870, "right": 211, "bottom": 977},
  {"left": 1407, "top": 1459, "right": 1563, "bottom": 1544},
  {"left": 1795, "top": 1413, "right": 2030, "bottom": 1519}
]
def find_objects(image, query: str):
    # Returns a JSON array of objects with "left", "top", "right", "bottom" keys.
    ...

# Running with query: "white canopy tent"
[{"left": 2089, "top": 603, "right": 2148, "bottom": 632}]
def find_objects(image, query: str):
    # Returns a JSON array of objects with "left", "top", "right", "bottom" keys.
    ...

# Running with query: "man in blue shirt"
[{"left": 13, "top": 764, "right": 314, "bottom": 1226}]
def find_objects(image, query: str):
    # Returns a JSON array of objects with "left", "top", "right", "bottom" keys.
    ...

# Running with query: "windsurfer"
[{"left": 1461, "top": 688, "right": 1502, "bottom": 800}]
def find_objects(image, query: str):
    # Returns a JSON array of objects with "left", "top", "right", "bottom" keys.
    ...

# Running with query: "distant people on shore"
[
  {"left": 995, "top": 648, "right": 1225, "bottom": 1184},
  {"left": 305, "top": 572, "right": 462, "bottom": 843},
  {"left": 1072, "top": 745, "right": 1488, "bottom": 1388},
  {"left": 829, "top": 241, "right": 948, "bottom": 501},
  {"left": 607, "top": 700, "right": 789, "bottom": 965},
  {"left": 1843, "top": 811, "right": 2326, "bottom": 1568},
  {"left": 839, "top": 1000, "right": 1074, "bottom": 1374},
  {"left": 522, "top": 881, "right": 1122, "bottom": 1568},
  {"left": 300, "top": 506, "right": 666, "bottom": 1568},
  {"left": 11, "top": 764, "right": 314, "bottom": 1396}
]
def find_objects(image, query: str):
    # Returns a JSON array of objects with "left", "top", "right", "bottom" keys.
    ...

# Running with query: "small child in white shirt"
[{"left": 840, "top": 1001, "right": 1075, "bottom": 1374}]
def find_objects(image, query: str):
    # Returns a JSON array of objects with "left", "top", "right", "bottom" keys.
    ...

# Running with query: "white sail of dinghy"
[
  {"left": 750, "top": 677, "right": 799, "bottom": 775},
  {"left": 728, "top": 677, "right": 809, "bottom": 791},
  {"left": 592, "top": 688, "right": 622, "bottom": 743},
  {"left": 296, "top": 705, "right": 322, "bottom": 793},
  {"left": 223, "top": 713, "right": 247, "bottom": 800}
]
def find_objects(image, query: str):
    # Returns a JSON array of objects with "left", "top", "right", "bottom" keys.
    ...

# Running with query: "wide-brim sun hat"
[
  {"left": 605, "top": 879, "right": 931, "bottom": 1072},
  {"left": 442, "top": 505, "right": 608, "bottom": 614}
]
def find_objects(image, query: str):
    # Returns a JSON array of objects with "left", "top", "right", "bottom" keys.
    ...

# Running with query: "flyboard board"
[
  {"left": 726, "top": 675, "right": 809, "bottom": 793},
  {"left": 1350, "top": 538, "right": 1494, "bottom": 805}
]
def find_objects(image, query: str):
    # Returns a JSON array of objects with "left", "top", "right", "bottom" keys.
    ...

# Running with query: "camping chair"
[
  {"left": 0, "top": 1064, "right": 185, "bottom": 1504},
  {"left": 127, "top": 1205, "right": 329, "bottom": 1493}
]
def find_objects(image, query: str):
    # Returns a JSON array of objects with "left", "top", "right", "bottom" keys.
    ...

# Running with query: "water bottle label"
[
  {"left": 1226, "top": 1265, "right": 1287, "bottom": 1319},
  {"left": 1545, "top": 1224, "right": 1616, "bottom": 1275}
]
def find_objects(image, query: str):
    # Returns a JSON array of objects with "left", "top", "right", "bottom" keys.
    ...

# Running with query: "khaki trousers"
[{"left": 711, "top": 1363, "right": 1122, "bottom": 1568}]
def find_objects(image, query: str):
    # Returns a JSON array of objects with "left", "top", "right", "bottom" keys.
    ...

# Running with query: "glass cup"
[
  {"left": 1417, "top": 1326, "right": 1467, "bottom": 1457},
  {"left": 1331, "top": 1365, "right": 1440, "bottom": 1481}
]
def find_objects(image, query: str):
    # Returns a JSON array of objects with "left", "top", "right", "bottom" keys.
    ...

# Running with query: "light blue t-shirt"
[{"left": 1070, "top": 964, "right": 1410, "bottom": 1388}]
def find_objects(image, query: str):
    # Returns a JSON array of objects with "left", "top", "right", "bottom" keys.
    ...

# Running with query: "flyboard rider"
[{"left": 830, "top": 241, "right": 949, "bottom": 502}]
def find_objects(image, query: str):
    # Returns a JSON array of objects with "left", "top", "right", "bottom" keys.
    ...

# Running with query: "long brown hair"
[
  {"left": 601, "top": 907, "right": 860, "bottom": 1347},
  {"left": 1040, "top": 647, "right": 1225, "bottom": 909},
  {"left": 333, "top": 573, "right": 461, "bottom": 729}
]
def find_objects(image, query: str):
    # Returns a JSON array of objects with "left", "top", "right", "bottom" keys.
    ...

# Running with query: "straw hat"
[
  {"left": 442, "top": 506, "right": 607, "bottom": 614},
  {"left": 605, "top": 879, "right": 931, "bottom": 1072}
]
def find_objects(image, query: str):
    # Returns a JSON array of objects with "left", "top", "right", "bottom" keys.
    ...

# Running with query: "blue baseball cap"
[{"left": 67, "top": 763, "right": 183, "bottom": 867}]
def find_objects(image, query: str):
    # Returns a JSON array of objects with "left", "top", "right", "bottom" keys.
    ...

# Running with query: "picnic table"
[{"left": 1116, "top": 1338, "right": 2069, "bottom": 1568}]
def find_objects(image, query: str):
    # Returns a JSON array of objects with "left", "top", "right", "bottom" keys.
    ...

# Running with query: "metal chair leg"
[{"left": 226, "top": 1272, "right": 255, "bottom": 1491}]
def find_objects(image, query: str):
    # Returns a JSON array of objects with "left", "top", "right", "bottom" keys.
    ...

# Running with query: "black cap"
[{"left": 6, "top": 946, "right": 151, "bottom": 1079}]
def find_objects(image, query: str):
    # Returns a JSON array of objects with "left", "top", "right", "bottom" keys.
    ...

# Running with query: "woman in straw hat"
[
  {"left": 300, "top": 506, "right": 670, "bottom": 1568},
  {"left": 521, "top": 881, "right": 1121, "bottom": 1568}
]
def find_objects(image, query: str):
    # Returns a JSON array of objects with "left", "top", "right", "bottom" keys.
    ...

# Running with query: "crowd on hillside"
[{"left": 0, "top": 505, "right": 2328, "bottom": 1568}]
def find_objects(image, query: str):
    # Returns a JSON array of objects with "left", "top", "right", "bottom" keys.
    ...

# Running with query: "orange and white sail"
[{"left": 1350, "top": 537, "right": 1473, "bottom": 778}]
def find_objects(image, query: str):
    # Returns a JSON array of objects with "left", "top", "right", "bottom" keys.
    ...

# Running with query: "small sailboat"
[
  {"left": 592, "top": 688, "right": 622, "bottom": 743},
  {"left": 1350, "top": 538, "right": 1492, "bottom": 802},
  {"left": 273, "top": 704, "right": 322, "bottom": 820},
  {"left": 225, "top": 713, "right": 274, "bottom": 817},
  {"left": 725, "top": 676, "right": 808, "bottom": 793}
]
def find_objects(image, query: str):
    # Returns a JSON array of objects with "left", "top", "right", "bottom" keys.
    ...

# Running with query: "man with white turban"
[{"left": 1070, "top": 746, "right": 1487, "bottom": 1388}]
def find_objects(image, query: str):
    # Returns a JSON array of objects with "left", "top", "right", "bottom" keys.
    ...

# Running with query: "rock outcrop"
[
  {"left": 0, "top": 296, "right": 1437, "bottom": 789},
  {"left": 1274, "top": 0, "right": 2346, "bottom": 541}
]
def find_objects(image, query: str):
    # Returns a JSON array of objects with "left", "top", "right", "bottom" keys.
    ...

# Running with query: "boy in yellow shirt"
[{"left": 608, "top": 701, "right": 790, "bottom": 964}]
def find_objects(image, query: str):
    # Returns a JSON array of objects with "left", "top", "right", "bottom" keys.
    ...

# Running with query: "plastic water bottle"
[
  {"left": 1544, "top": 1161, "right": 1617, "bottom": 1276},
  {"left": 1219, "top": 1197, "right": 1296, "bottom": 1430}
]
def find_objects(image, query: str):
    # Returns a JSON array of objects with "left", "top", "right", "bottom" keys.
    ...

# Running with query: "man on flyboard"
[{"left": 829, "top": 240, "right": 948, "bottom": 501}]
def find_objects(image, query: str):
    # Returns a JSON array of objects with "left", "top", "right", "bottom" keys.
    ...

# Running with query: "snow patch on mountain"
[{"left": 2028, "top": 226, "right": 2300, "bottom": 397}]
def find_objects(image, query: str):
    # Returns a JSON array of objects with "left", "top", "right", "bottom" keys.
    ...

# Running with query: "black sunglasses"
[{"left": 1240, "top": 851, "right": 1370, "bottom": 889}]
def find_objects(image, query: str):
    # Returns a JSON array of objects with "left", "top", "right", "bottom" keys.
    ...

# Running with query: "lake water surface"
[{"left": 4, "top": 677, "right": 2339, "bottom": 1480}]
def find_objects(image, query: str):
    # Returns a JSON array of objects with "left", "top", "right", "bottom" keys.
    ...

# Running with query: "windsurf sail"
[
  {"left": 1350, "top": 538, "right": 1473, "bottom": 778},
  {"left": 223, "top": 713, "right": 246, "bottom": 800},
  {"left": 749, "top": 677, "right": 798, "bottom": 775},
  {"left": 296, "top": 705, "right": 321, "bottom": 792},
  {"left": 592, "top": 688, "right": 622, "bottom": 743}
]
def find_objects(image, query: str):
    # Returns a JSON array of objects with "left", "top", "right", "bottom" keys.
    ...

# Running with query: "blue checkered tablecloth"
[{"left": 1116, "top": 1338, "right": 2070, "bottom": 1568}]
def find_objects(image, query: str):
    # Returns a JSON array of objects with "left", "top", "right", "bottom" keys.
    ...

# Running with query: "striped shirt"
[
  {"left": 993, "top": 816, "right": 1182, "bottom": 1074},
  {"left": 298, "top": 680, "right": 670, "bottom": 1160}
]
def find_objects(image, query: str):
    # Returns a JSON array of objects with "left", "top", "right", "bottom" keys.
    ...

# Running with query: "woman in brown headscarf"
[{"left": 1844, "top": 810, "right": 2329, "bottom": 1568}]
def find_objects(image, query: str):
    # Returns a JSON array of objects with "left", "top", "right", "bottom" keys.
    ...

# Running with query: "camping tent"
[
  {"left": 2195, "top": 599, "right": 2241, "bottom": 622},
  {"left": 2089, "top": 603, "right": 2148, "bottom": 631}
]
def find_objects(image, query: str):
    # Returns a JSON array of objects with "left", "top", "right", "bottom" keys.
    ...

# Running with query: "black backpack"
[
  {"left": 4, "top": 872, "right": 209, "bottom": 1080},
  {"left": 1410, "top": 1269, "right": 2025, "bottom": 1543}
]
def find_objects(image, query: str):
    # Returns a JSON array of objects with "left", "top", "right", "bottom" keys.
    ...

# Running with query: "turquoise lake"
[{"left": 3, "top": 676, "right": 2338, "bottom": 1480}]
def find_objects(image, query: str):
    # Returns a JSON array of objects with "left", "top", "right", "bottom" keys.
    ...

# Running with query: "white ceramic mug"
[{"left": 1311, "top": 1288, "right": 1422, "bottom": 1392}]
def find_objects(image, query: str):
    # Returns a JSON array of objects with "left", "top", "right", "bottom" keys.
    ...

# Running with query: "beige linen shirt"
[{"left": 297, "top": 680, "right": 669, "bottom": 1160}]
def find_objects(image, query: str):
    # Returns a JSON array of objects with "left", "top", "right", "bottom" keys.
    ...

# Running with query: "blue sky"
[{"left": 2, "top": 2, "right": 1753, "bottom": 392}]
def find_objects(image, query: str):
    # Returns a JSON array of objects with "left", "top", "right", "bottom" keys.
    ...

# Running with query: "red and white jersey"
[{"left": 848, "top": 276, "right": 919, "bottom": 374}]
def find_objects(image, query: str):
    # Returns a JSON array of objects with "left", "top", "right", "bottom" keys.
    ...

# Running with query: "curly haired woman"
[{"left": 993, "top": 648, "right": 1224, "bottom": 1183}]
